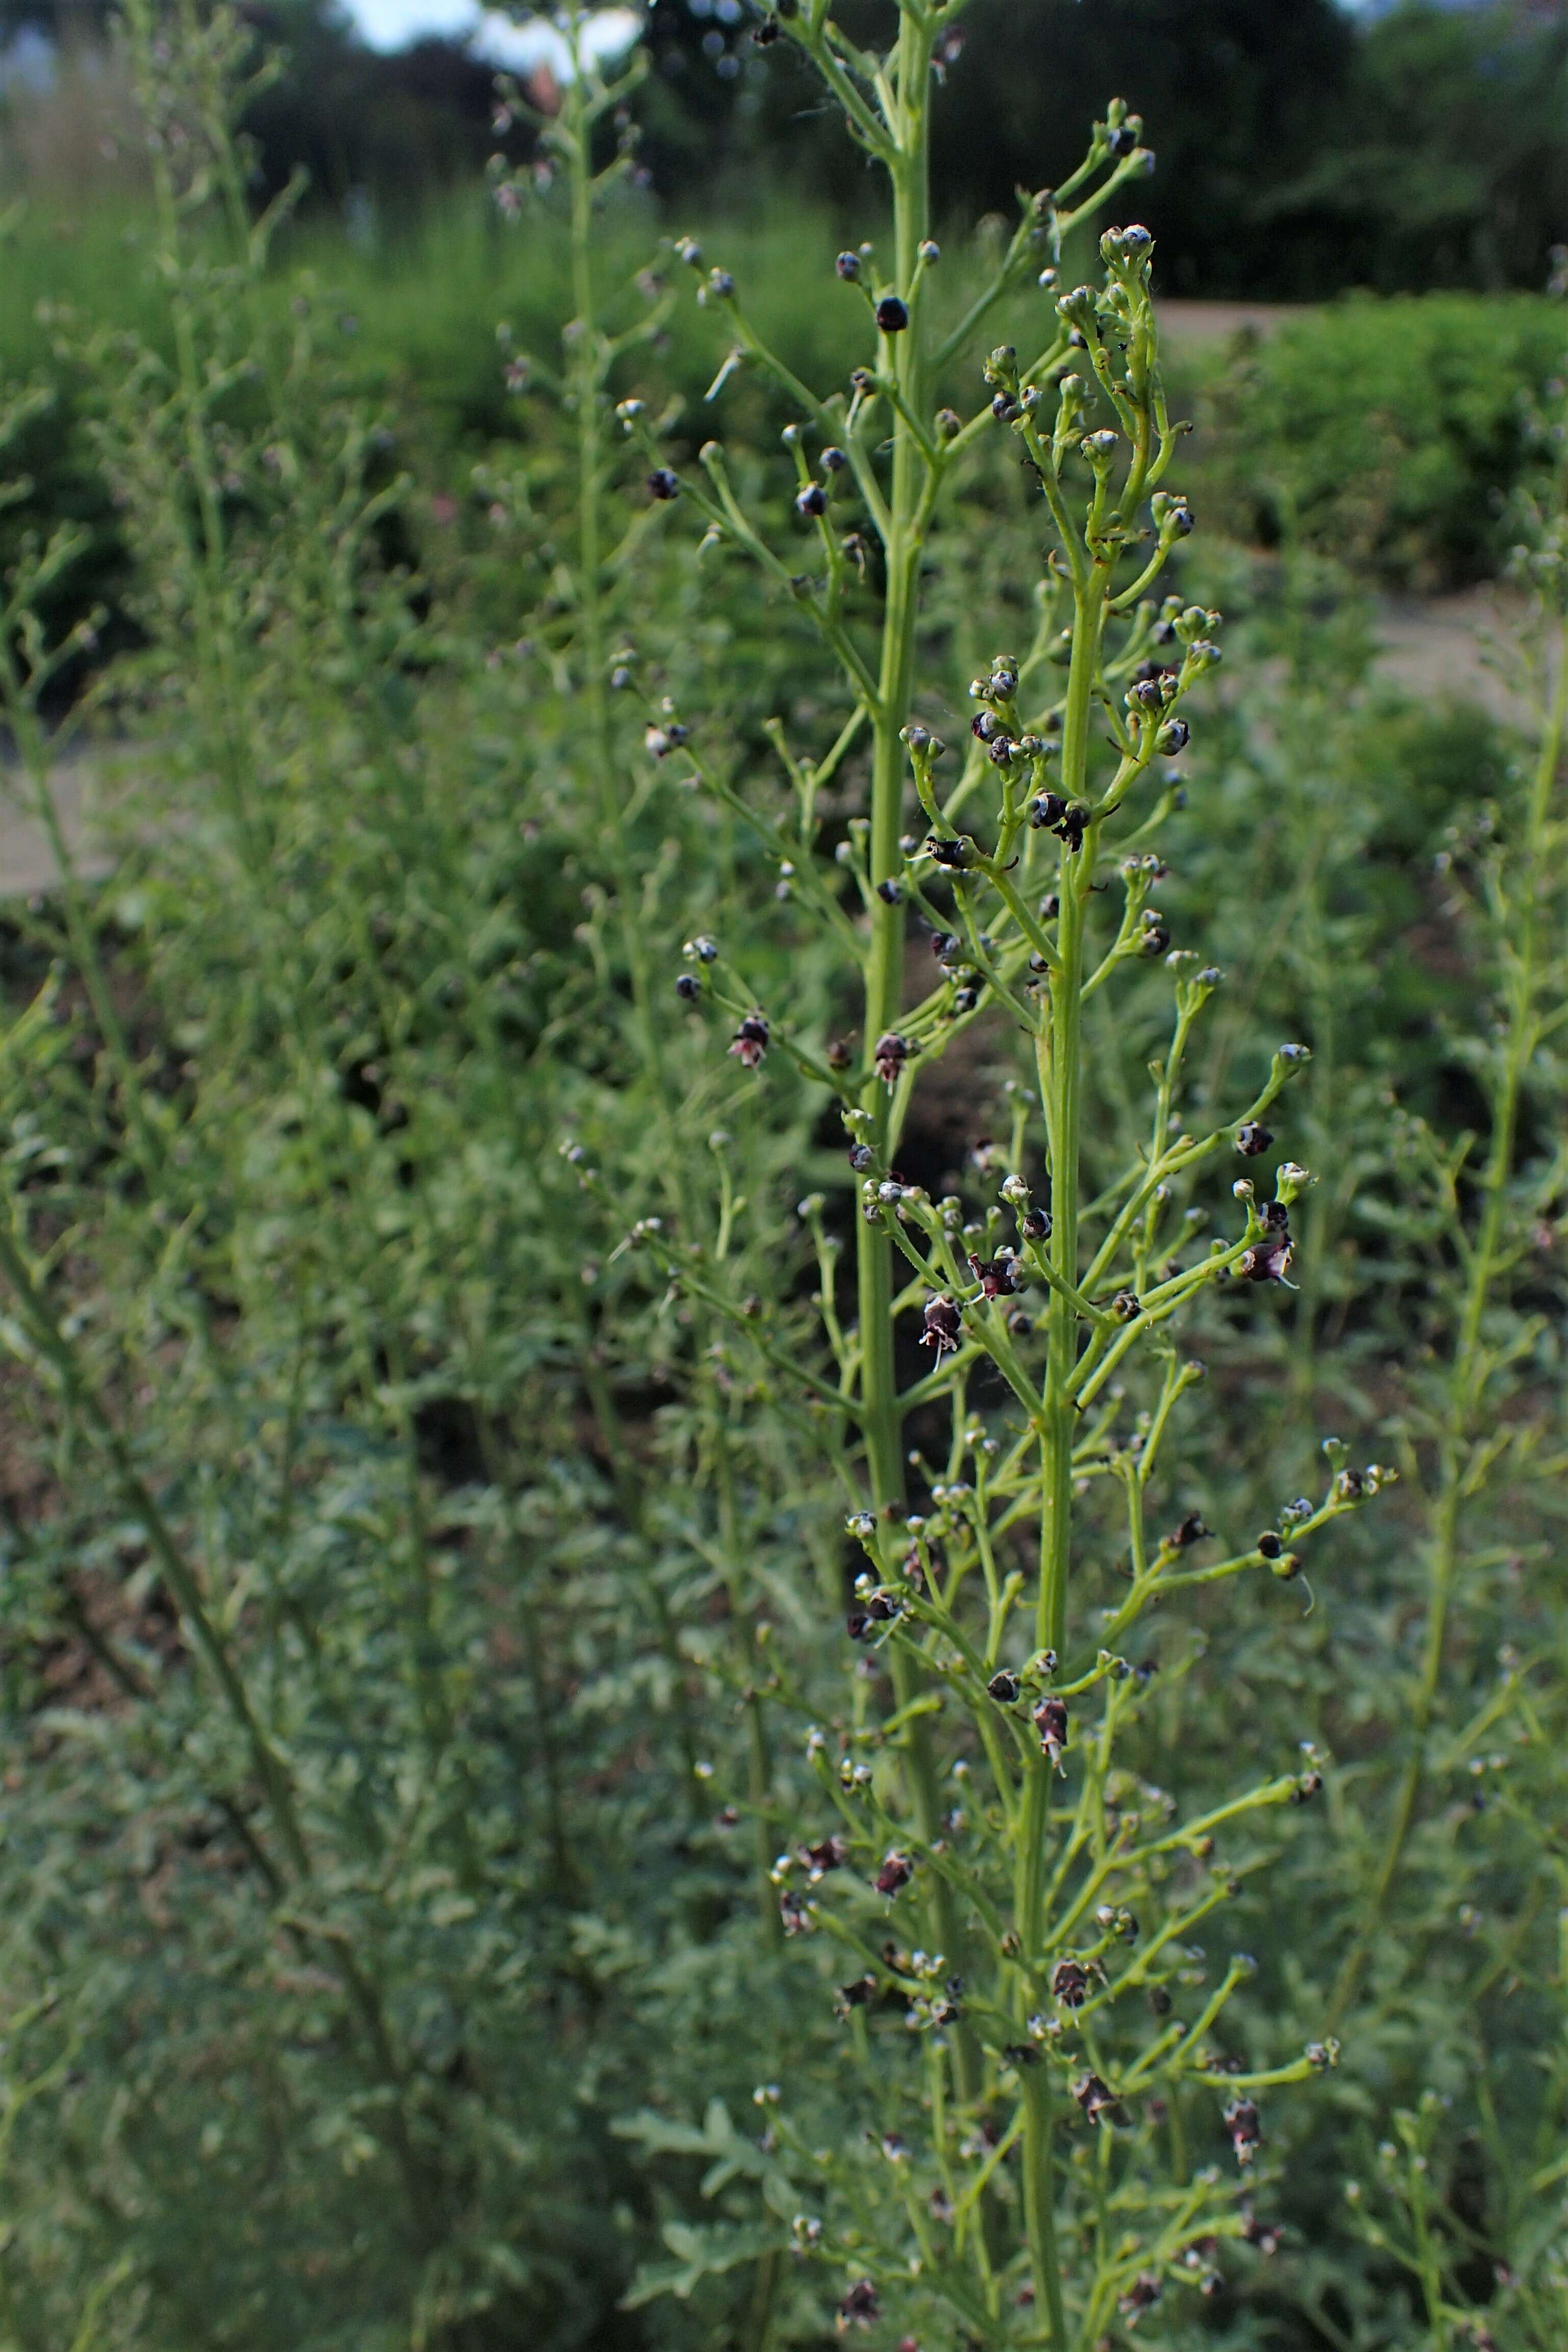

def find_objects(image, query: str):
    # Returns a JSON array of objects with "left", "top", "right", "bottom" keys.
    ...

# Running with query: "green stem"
[
  {"left": 850, "top": 11, "right": 980, "bottom": 2108},
  {"left": 1022, "top": 2068, "right": 1069, "bottom": 2352},
  {"left": 1037, "top": 575, "right": 1106, "bottom": 1658}
]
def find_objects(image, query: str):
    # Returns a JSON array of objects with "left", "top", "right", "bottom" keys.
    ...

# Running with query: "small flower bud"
[
  {"left": 875, "top": 295, "right": 910, "bottom": 333},
  {"left": 675, "top": 972, "right": 699, "bottom": 1000},
  {"left": 1235, "top": 1122, "right": 1273, "bottom": 1157},
  {"left": 821, "top": 445, "right": 848, "bottom": 473},
  {"left": 987, "top": 1670, "right": 1020, "bottom": 1704},
  {"left": 646, "top": 469, "right": 680, "bottom": 501},
  {"left": 836, "top": 251, "right": 860, "bottom": 281},
  {"left": 1156, "top": 718, "right": 1190, "bottom": 755},
  {"left": 796, "top": 481, "right": 827, "bottom": 518}
]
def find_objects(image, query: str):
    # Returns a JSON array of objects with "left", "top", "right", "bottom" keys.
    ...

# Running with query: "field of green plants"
[{"left": 0, "top": 6, "right": 1566, "bottom": 2352}]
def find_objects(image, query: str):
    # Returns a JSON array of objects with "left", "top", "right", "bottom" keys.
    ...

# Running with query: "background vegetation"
[{"left": 0, "top": 4, "right": 1564, "bottom": 2351}]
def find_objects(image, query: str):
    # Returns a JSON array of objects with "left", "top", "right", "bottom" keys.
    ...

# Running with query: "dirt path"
[
  {"left": 1155, "top": 299, "right": 1306, "bottom": 345},
  {"left": 0, "top": 754, "right": 115, "bottom": 901}
]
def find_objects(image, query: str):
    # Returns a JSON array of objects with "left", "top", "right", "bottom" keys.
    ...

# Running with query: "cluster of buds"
[
  {"left": 968, "top": 1248, "right": 1022, "bottom": 1300},
  {"left": 1027, "top": 791, "right": 1089, "bottom": 851}
]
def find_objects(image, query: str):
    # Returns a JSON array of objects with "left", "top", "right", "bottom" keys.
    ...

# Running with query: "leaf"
[{"left": 619, "top": 2222, "right": 788, "bottom": 2308}]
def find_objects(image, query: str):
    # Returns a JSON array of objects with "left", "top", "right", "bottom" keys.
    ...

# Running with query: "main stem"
[
  {"left": 1038, "top": 576, "right": 1104, "bottom": 1662},
  {"left": 853, "top": 15, "right": 982, "bottom": 2108}
]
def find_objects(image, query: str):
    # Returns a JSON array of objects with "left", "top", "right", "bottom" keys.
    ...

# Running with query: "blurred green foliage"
[
  {"left": 0, "top": 8, "right": 1564, "bottom": 2350},
  {"left": 1195, "top": 293, "right": 1568, "bottom": 587}
]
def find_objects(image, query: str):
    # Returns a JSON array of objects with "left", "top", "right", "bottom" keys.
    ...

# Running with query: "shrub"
[{"left": 1198, "top": 292, "right": 1568, "bottom": 589}]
